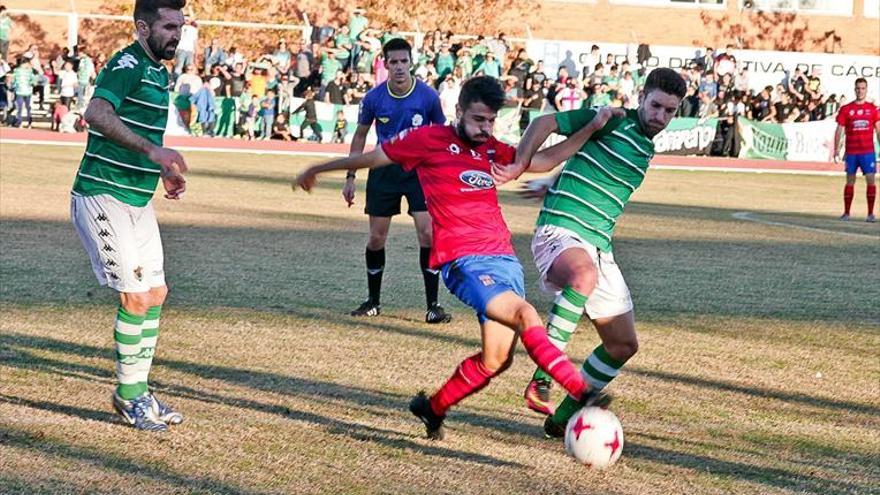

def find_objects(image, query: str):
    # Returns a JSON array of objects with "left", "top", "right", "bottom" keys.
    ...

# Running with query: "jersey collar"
[{"left": 387, "top": 78, "right": 416, "bottom": 99}]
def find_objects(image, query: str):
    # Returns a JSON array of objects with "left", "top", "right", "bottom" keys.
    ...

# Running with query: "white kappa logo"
[{"left": 112, "top": 53, "right": 139, "bottom": 71}]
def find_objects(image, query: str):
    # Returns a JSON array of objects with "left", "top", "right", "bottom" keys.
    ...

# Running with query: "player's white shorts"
[
  {"left": 70, "top": 193, "right": 165, "bottom": 293},
  {"left": 531, "top": 224, "right": 633, "bottom": 320}
]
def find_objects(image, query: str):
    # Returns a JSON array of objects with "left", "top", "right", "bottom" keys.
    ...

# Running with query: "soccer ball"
[{"left": 564, "top": 407, "right": 624, "bottom": 469}]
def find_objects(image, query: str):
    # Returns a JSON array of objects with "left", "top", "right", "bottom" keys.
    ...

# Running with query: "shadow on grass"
[
  {"left": 0, "top": 427, "right": 270, "bottom": 495},
  {"left": 628, "top": 367, "right": 880, "bottom": 417},
  {"left": 5, "top": 331, "right": 879, "bottom": 490},
  {"left": 1, "top": 332, "right": 526, "bottom": 467},
  {"left": 626, "top": 441, "right": 875, "bottom": 495}
]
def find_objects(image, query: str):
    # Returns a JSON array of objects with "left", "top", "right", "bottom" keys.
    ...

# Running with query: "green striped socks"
[
  {"left": 551, "top": 343, "right": 626, "bottom": 426},
  {"left": 532, "top": 286, "right": 588, "bottom": 382},
  {"left": 114, "top": 306, "right": 146, "bottom": 400},
  {"left": 134, "top": 306, "right": 161, "bottom": 388},
  {"left": 114, "top": 305, "right": 162, "bottom": 400}
]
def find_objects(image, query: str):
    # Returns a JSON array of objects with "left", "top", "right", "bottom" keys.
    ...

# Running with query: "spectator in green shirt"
[
  {"left": 435, "top": 43, "right": 455, "bottom": 82},
  {"left": 0, "top": 6, "right": 12, "bottom": 61},
  {"left": 381, "top": 23, "right": 402, "bottom": 45},
  {"left": 12, "top": 58, "right": 38, "bottom": 127},
  {"left": 319, "top": 50, "right": 342, "bottom": 94}
]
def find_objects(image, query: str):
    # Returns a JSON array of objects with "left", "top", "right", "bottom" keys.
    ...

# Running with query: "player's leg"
[
  {"left": 353, "top": 170, "right": 401, "bottom": 316},
  {"left": 547, "top": 311, "right": 635, "bottom": 435},
  {"left": 70, "top": 194, "right": 167, "bottom": 431},
  {"left": 862, "top": 153, "right": 876, "bottom": 221},
  {"left": 842, "top": 155, "right": 858, "bottom": 220},
  {"left": 349, "top": 214, "right": 391, "bottom": 316},
  {"left": 484, "top": 291, "right": 588, "bottom": 401},
  {"left": 526, "top": 239, "right": 597, "bottom": 414},
  {"left": 131, "top": 204, "right": 183, "bottom": 425},
  {"left": 411, "top": 204, "right": 450, "bottom": 323},
  {"left": 544, "top": 250, "right": 633, "bottom": 437},
  {"left": 413, "top": 318, "right": 516, "bottom": 439}
]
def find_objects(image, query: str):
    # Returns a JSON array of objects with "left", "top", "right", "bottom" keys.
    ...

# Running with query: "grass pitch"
[{"left": 1, "top": 142, "right": 878, "bottom": 495}]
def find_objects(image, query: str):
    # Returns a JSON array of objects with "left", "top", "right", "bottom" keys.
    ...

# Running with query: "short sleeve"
[
  {"left": 555, "top": 107, "right": 598, "bottom": 137},
  {"left": 381, "top": 127, "right": 428, "bottom": 172},
  {"left": 357, "top": 91, "right": 375, "bottom": 126},
  {"left": 428, "top": 91, "right": 446, "bottom": 125},
  {"left": 92, "top": 52, "right": 143, "bottom": 110}
]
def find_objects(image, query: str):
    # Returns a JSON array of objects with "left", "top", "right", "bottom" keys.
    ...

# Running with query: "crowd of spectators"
[{"left": 0, "top": 5, "right": 846, "bottom": 149}]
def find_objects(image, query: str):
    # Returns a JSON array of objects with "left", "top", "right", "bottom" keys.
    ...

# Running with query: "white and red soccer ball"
[{"left": 564, "top": 407, "right": 624, "bottom": 469}]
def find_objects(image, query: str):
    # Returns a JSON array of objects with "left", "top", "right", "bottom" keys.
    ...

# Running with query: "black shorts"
[{"left": 365, "top": 163, "right": 427, "bottom": 217}]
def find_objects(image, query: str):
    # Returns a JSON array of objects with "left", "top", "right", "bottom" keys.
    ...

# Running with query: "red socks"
[
  {"left": 520, "top": 326, "right": 587, "bottom": 399},
  {"left": 844, "top": 184, "right": 854, "bottom": 215},
  {"left": 429, "top": 353, "right": 494, "bottom": 416},
  {"left": 867, "top": 184, "right": 876, "bottom": 216}
]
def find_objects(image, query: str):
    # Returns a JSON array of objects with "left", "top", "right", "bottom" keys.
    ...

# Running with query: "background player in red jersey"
[
  {"left": 834, "top": 77, "right": 880, "bottom": 222},
  {"left": 295, "top": 76, "right": 621, "bottom": 440}
]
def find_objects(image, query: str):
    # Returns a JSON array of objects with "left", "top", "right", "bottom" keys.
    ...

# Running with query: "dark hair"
[
  {"left": 591, "top": 44, "right": 600, "bottom": 51},
  {"left": 458, "top": 76, "right": 506, "bottom": 112},
  {"left": 382, "top": 38, "right": 412, "bottom": 60},
  {"left": 134, "top": 0, "right": 185, "bottom": 25},
  {"left": 855, "top": 77, "right": 868, "bottom": 86},
  {"left": 644, "top": 68, "right": 687, "bottom": 99}
]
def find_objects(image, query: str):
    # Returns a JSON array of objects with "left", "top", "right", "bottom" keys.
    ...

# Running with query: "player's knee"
[
  {"left": 512, "top": 302, "right": 541, "bottom": 330},
  {"left": 606, "top": 338, "right": 639, "bottom": 362},
  {"left": 149, "top": 285, "right": 169, "bottom": 306},
  {"left": 366, "top": 233, "right": 387, "bottom": 250},
  {"left": 568, "top": 266, "right": 598, "bottom": 295},
  {"left": 481, "top": 351, "right": 512, "bottom": 374},
  {"left": 119, "top": 292, "right": 151, "bottom": 316}
]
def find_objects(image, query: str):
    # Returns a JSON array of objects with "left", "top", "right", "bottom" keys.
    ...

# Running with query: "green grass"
[{"left": 1, "top": 143, "right": 878, "bottom": 495}]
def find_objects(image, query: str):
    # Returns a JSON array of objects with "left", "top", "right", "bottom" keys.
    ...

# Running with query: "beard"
[
  {"left": 147, "top": 36, "right": 177, "bottom": 61},
  {"left": 456, "top": 120, "right": 490, "bottom": 148}
]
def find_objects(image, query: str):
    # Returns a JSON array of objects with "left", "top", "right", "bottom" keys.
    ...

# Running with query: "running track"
[{"left": 0, "top": 127, "right": 843, "bottom": 175}]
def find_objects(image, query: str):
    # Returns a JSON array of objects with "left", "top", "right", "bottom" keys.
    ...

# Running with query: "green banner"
[{"left": 737, "top": 118, "right": 788, "bottom": 160}]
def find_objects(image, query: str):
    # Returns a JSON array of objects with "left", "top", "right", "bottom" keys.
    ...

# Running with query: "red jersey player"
[
  {"left": 295, "top": 76, "right": 622, "bottom": 440},
  {"left": 834, "top": 77, "right": 880, "bottom": 222}
]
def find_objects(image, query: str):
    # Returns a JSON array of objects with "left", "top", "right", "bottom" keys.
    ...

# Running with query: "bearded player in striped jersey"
[
  {"left": 494, "top": 67, "right": 686, "bottom": 437},
  {"left": 70, "top": 0, "right": 188, "bottom": 432}
]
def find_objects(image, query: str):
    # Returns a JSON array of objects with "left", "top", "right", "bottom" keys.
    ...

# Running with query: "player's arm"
[
  {"left": 529, "top": 107, "right": 625, "bottom": 172},
  {"left": 833, "top": 124, "right": 844, "bottom": 163},
  {"left": 295, "top": 146, "right": 392, "bottom": 192},
  {"left": 84, "top": 98, "right": 188, "bottom": 199},
  {"left": 341, "top": 123, "right": 371, "bottom": 206}
]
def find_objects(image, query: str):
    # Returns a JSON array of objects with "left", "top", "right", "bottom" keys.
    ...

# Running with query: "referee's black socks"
[
  {"left": 420, "top": 247, "right": 440, "bottom": 309},
  {"left": 365, "top": 247, "right": 385, "bottom": 304}
]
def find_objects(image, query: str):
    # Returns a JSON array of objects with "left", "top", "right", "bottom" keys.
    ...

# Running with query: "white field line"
[{"left": 732, "top": 211, "right": 878, "bottom": 240}]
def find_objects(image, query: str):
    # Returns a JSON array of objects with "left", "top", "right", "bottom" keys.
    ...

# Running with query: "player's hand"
[
  {"left": 592, "top": 106, "right": 627, "bottom": 130},
  {"left": 149, "top": 146, "right": 189, "bottom": 174},
  {"left": 518, "top": 176, "right": 555, "bottom": 200},
  {"left": 832, "top": 153, "right": 840, "bottom": 164},
  {"left": 294, "top": 168, "right": 318, "bottom": 192},
  {"left": 161, "top": 164, "right": 186, "bottom": 200},
  {"left": 492, "top": 161, "right": 528, "bottom": 186},
  {"left": 342, "top": 177, "right": 356, "bottom": 207}
]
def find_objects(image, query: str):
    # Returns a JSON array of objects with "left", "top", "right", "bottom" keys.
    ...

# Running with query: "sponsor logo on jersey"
[
  {"left": 112, "top": 53, "right": 139, "bottom": 71},
  {"left": 448, "top": 143, "right": 461, "bottom": 155},
  {"left": 459, "top": 170, "right": 495, "bottom": 191}
]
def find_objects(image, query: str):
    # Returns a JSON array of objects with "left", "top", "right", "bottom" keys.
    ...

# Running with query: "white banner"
[
  {"left": 526, "top": 39, "right": 880, "bottom": 102},
  {"left": 781, "top": 118, "right": 837, "bottom": 162}
]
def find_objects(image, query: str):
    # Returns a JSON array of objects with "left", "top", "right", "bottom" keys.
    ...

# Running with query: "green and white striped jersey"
[
  {"left": 536, "top": 108, "right": 655, "bottom": 252},
  {"left": 72, "top": 42, "right": 170, "bottom": 207}
]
